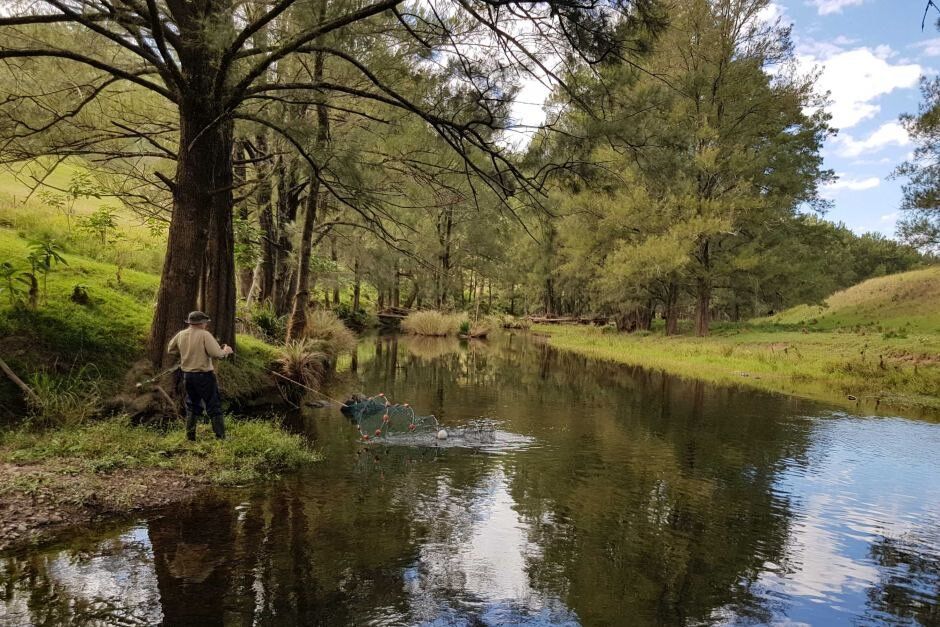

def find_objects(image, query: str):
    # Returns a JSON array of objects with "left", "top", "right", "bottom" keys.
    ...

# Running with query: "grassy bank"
[
  {"left": 535, "top": 268, "right": 940, "bottom": 416},
  {"left": 0, "top": 416, "right": 319, "bottom": 550},
  {"left": 0, "top": 218, "right": 324, "bottom": 548},
  {"left": 1, "top": 416, "right": 319, "bottom": 484}
]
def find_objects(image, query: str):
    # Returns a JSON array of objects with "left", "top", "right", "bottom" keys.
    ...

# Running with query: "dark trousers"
[{"left": 183, "top": 371, "right": 225, "bottom": 439}]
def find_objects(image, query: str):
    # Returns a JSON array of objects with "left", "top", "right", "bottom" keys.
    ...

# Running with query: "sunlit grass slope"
[
  {"left": 537, "top": 266, "right": 940, "bottom": 417},
  {"left": 760, "top": 266, "right": 940, "bottom": 333}
]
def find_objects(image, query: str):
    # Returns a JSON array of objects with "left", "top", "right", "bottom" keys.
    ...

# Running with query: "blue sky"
[{"left": 770, "top": 0, "right": 940, "bottom": 237}]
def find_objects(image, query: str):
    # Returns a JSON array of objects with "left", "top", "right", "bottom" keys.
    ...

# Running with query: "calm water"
[{"left": 2, "top": 334, "right": 939, "bottom": 626}]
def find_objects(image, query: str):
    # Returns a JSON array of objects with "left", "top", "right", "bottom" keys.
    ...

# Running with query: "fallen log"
[{"left": 0, "top": 355, "right": 40, "bottom": 406}]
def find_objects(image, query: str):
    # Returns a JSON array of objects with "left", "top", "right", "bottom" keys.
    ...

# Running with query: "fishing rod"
[
  {"left": 135, "top": 364, "right": 180, "bottom": 388},
  {"left": 267, "top": 369, "right": 349, "bottom": 407}
]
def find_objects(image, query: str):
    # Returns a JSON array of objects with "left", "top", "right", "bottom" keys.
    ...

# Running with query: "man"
[{"left": 167, "top": 311, "right": 234, "bottom": 441}]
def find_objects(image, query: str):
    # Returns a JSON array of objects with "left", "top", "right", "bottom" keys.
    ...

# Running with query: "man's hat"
[{"left": 185, "top": 311, "right": 211, "bottom": 324}]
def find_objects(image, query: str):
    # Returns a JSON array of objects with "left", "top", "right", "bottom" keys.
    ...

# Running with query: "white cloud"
[
  {"left": 822, "top": 175, "right": 881, "bottom": 195},
  {"left": 836, "top": 121, "right": 911, "bottom": 157},
  {"left": 756, "top": 1, "right": 787, "bottom": 25},
  {"left": 912, "top": 37, "right": 940, "bottom": 57},
  {"left": 809, "top": 0, "right": 866, "bottom": 15},
  {"left": 798, "top": 47, "right": 921, "bottom": 129},
  {"left": 880, "top": 211, "right": 899, "bottom": 222}
]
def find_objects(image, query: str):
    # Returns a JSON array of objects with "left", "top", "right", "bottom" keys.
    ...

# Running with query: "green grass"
[
  {"left": 758, "top": 266, "right": 940, "bottom": 333},
  {"left": 0, "top": 229, "right": 157, "bottom": 378},
  {"left": 0, "top": 165, "right": 165, "bottom": 275},
  {"left": 535, "top": 267, "right": 940, "bottom": 416},
  {"left": 0, "top": 415, "right": 320, "bottom": 484},
  {"left": 0, "top": 227, "right": 280, "bottom": 418}
]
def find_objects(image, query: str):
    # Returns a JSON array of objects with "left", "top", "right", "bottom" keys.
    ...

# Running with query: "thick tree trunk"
[
  {"left": 205, "top": 119, "right": 237, "bottom": 349},
  {"left": 149, "top": 103, "right": 232, "bottom": 366}
]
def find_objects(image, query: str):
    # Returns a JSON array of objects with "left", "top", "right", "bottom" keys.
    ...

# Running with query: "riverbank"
[
  {"left": 535, "top": 324, "right": 940, "bottom": 416},
  {"left": 0, "top": 417, "right": 319, "bottom": 552}
]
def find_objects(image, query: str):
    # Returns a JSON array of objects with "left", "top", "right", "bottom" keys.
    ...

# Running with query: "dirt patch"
[{"left": 0, "top": 461, "right": 208, "bottom": 553}]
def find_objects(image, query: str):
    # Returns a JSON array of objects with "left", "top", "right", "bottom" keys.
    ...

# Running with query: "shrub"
[
  {"left": 241, "top": 302, "right": 285, "bottom": 342},
  {"left": 333, "top": 302, "right": 372, "bottom": 331},
  {"left": 401, "top": 311, "right": 464, "bottom": 336}
]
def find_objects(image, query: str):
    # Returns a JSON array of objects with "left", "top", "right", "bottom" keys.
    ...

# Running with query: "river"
[{"left": 1, "top": 333, "right": 939, "bottom": 625}]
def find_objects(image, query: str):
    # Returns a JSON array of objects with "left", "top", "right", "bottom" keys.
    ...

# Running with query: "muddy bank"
[{"left": 0, "top": 461, "right": 208, "bottom": 553}]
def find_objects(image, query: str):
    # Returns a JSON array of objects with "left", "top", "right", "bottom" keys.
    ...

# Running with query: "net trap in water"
[{"left": 341, "top": 393, "right": 533, "bottom": 451}]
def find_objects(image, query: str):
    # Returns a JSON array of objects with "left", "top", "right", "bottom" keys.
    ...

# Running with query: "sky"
[{"left": 511, "top": 0, "right": 940, "bottom": 239}]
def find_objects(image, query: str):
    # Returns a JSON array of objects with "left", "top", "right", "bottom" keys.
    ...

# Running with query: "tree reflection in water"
[{"left": 1, "top": 333, "right": 938, "bottom": 626}]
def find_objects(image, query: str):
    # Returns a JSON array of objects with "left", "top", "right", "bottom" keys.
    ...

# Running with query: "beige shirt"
[{"left": 167, "top": 327, "right": 227, "bottom": 372}]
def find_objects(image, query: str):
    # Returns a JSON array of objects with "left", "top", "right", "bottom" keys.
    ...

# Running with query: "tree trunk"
[
  {"left": 695, "top": 280, "right": 711, "bottom": 337},
  {"left": 149, "top": 102, "right": 232, "bottom": 366},
  {"left": 234, "top": 140, "right": 253, "bottom": 298},
  {"left": 286, "top": 46, "right": 330, "bottom": 339},
  {"left": 352, "top": 258, "right": 361, "bottom": 311},
  {"left": 695, "top": 240, "right": 711, "bottom": 337},
  {"left": 286, "top": 178, "right": 321, "bottom": 341},
  {"left": 256, "top": 139, "right": 276, "bottom": 303},
  {"left": 664, "top": 282, "right": 679, "bottom": 336},
  {"left": 330, "top": 236, "right": 340, "bottom": 305},
  {"left": 273, "top": 162, "right": 300, "bottom": 316},
  {"left": 205, "top": 119, "right": 237, "bottom": 349},
  {"left": 392, "top": 268, "right": 400, "bottom": 308}
]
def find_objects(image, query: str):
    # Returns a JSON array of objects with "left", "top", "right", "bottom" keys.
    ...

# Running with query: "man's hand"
[{"left": 222, "top": 344, "right": 235, "bottom": 357}]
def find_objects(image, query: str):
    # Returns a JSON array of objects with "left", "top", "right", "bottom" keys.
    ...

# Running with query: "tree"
[
  {"left": 2, "top": 0, "right": 662, "bottom": 364},
  {"left": 534, "top": 0, "right": 831, "bottom": 334},
  {"left": 894, "top": 76, "right": 940, "bottom": 254}
]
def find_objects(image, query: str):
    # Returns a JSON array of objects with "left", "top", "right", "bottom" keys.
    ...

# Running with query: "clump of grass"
[
  {"left": 274, "top": 339, "right": 328, "bottom": 403},
  {"left": 462, "top": 317, "right": 493, "bottom": 338},
  {"left": 402, "top": 310, "right": 464, "bottom": 336},
  {"left": 0, "top": 416, "right": 319, "bottom": 484},
  {"left": 492, "top": 314, "right": 531, "bottom": 330},
  {"left": 303, "top": 308, "right": 357, "bottom": 359},
  {"left": 26, "top": 365, "right": 101, "bottom": 429}
]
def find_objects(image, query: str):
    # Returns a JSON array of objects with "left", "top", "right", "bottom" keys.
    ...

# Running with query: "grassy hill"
[
  {"left": 0, "top": 227, "right": 276, "bottom": 422},
  {"left": 761, "top": 266, "right": 940, "bottom": 334},
  {"left": 537, "top": 266, "right": 940, "bottom": 417}
]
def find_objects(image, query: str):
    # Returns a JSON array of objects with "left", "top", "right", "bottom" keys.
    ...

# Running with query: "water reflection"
[{"left": 1, "top": 334, "right": 939, "bottom": 625}]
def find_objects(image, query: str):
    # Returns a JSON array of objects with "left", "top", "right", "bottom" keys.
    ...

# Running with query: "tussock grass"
[
  {"left": 0, "top": 416, "right": 320, "bottom": 484},
  {"left": 303, "top": 308, "right": 357, "bottom": 358},
  {"left": 274, "top": 339, "right": 328, "bottom": 404},
  {"left": 402, "top": 310, "right": 465, "bottom": 336}
]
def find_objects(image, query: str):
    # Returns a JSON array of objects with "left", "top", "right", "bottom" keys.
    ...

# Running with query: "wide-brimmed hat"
[{"left": 185, "top": 311, "right": 211, "bottom": 324}]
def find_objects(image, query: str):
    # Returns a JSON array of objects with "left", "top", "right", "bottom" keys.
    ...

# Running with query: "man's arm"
[
  {"left": 167, "top": 332, "right": 180, "bottom": 356},
  {"left": 203, "top": 333, "right": 232, "bottom": 359}
]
